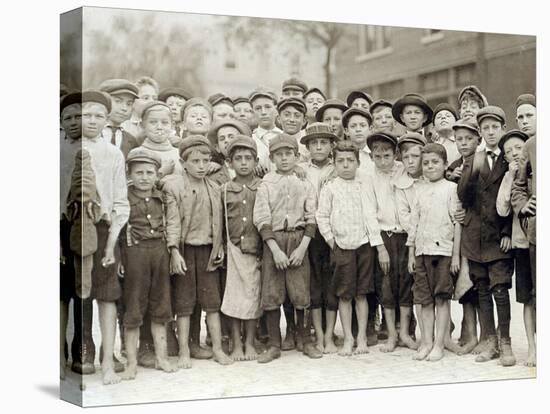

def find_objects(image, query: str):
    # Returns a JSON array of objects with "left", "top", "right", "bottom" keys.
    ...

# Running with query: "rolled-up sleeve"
[
  {"left": 316, "top": 185, "right": 333, "bottom": 244},
  {"left": 253, "top": 182, "right": 275, "bottom": 241},
  {"left": 405, "top": 196, "right": 420, "bottom": 248},
  {"left": 303, "top": 181, "right": 317, "bottom": 238},
  {"left": 109, "top": 152, "right": 130, "bottom": 237},
  {"left": 497, "top": 172, "right": 513, "bottom": 218},
  {"left": 395, "top": 188, "right": 411, "bottom": 235},
  {"left": 163, "top": 180, "right": 181, "bottom": 249}
]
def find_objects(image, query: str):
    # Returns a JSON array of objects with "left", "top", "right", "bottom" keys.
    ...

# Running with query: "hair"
[
  {"left": 400, "top": 142, "right": 423, "bottom": 154},
  {"left": 135, "top": 76, "right": 160, "bottom": 94},
  {"left": 181, "top": 145, "right": 211, "bottom": 161},
  {"left": 127, "top": 160, "right": 160, "bottom": 174},
  {"left": 371, "top": 104, "right": 391, "bottom": 115},
  {"left": 370, "top": 139, "right": 396, "bottom": 154},
  {"left": 82, "top": 101, "right": 108, "bottom": 115},
  {"left": 142, "top": 104, "right": 171, "bottom": 122},
  {"left": 422, "top": 143, "right": 447, "bottom": 164},
  {"left": 460, "top": 90, "right": 484, "bottom": 108},
  {"left": 229, "top": 146, "right": 257, "bottom": 161},
  {"left": 332, "top": 141, "right": 360, "bottom": 163},
  {"left": 183, "top": 102, "right": 213, "bottom": 121}
]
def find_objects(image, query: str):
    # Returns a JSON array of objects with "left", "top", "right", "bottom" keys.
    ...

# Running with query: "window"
[
  {"left": 420, "top": 69, "right": 449, "bottom": 94},
  {"left": 357, "top": 25, "right": 392, "bottom": 59},
  {"left": 455, "top": 63, "right": 476, "bottom": 88},
  {"left": 416, "top": 63, "right": 477, "bottom": 105},
  {"left": 377, "top": 79, "right": 404, "bottom": 101},
  {"left": 421, "top": 28, "right": 444, "bottom": 44}
]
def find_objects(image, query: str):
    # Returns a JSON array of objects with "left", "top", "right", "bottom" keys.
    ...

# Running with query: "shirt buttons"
[
  {"left": 150, "top": 229, "right": 154, "bottom": 234},
  {"left": 242, "top": 200, "right": 247, "bottom": 204},
  {"left": 242, "top": 217, "right": 247, "bottom": 222},
  {"left": 146, "top": 214, "right": 151, "bottom": 219},
  {"left": 145, "top": 198, "right": 150, "bottom": 202},
  {"left": 241, "top": 236, "right": 244, "bottom": 240}
]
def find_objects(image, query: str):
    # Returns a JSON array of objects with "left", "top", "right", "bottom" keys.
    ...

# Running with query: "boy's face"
[
  {"left": 307, "top": 137, "right": 332, "bottom": 163},
  {"left": 372, "top": 107, "right": 394, "bottom": 132},
  {"left": 184, "top": 149, "right": 211, "bottom": 180},
  {"left": 82, "top": 102, "right": 108, "bottom": 139},
  {"left": 166, "top": 95, "right": 186, "bottom": 123},
  {"left": 334, "top": 151, "right": 359, "bottom": 180},
  {"left": 372, "top": 147, "right": 396, "bottom": 173},
  {"left": 282, "top": 89, "right": 303, "bottom": 99},
  {"left": 401, "top": 144, "right": 423, "bottom": 177},
  {"left": 322, "top": 108, "right": 344, "bottom": 137},
  {"left": 61, "top": 104, "right": 82, "bottom": 139},
  {"left": 503, "top": 137, "right": 526, "bottom": 164},
  {"left": 270, "top": 147, "right": 297, "bottom": 173},
  {"left": 400, "top": 104, "right": 427, "bottom": 131},
  {"left": 184, "top": 105, "right": 211, "bottom": 135},
  {"left": 138, "top": 84, "right": 158, "bottom": 101},
  {"left": 516, "top": 104, "right": 536, "bottom": 137},
  {"left": 434, "top": 110, "right": 456, "bottom": 133},
  {"left": 216, "top": 125, "right": 240, "bottom": 158},
  {"left": 479, "top": 118, "right": 505, "bottom": 150},
  {"left": 213, "top": 103, "right": 235, "bottom": 122},
  {"left": 304, "top": 92, "right": 325, "bottom": 120},
  {"left": 109, "top": 92, "right": 135, "bottom": 125},
  {"left": 454, "top": 128, "right": 479, "bottom": 157},
  {"left": 422, "top": 152, "right": 446, "bottom": 182},
  {"left": 142, "top": 108, "right": 172, "bottom": 144},
  {"left": 234, "top": 102, "right": 254, "bottom": 126},
  {"left": 459, "top": 97, "right": 481, "bottom": 121},
  {"left": 230, "top": 148, "right": 257, "bottom": 177},
  {"left": 128, "top": 162, "right": 158, "bottom": 192},
  {"left": 279, "top": 105, "right": 305, "bottom": 135},
  {"left": 351, "top": 98, "right": 370, "bottom": 111},
  {"left": 252, "top": 97, "right": 277, "bottom": 130},
  {"left": 345, "top": 114, "right": 370, "bottom": 149}
]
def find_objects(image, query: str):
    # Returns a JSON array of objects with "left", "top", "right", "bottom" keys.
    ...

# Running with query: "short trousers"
[
  {"left": 468, "top": 258, "right": 514, "bottom": 291},
  {"left": 309, "top": 231, "right": 337, "bottom": 311},
  {"left": 331, "top": 242, "right": 375, "bottom": 301},
  {"left": 514, "top": 248, "right": 534, "bottom": 305},
  {"left": 90, "top": 220, "right": 121, "bottom": 302},
  {"left": 378, "top": 232, "right": 413, "bottom": 308},
  {"left": 60, "top": 218, "right": 76, "bottom": 303},
  {"left": 413, "top": 255, "right": 454, "bottom": 305}
]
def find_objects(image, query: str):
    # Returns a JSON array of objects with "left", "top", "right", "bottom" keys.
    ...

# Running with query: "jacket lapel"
[{"left": 482, "top": 153, "right": 508, "bottom": 189}]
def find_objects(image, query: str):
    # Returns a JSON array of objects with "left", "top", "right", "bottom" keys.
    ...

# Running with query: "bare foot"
[
  {"left": 472, "top": 339, "right": 487, "bottom": 355},
  {"left": 457, "top": 339, "right": 477, "bottom": 355},
  {"left": 324, "top": 334, "right": 338, "bottom": 354},
  {"left": 354, "top": 337, "right": 369, "bottom": 355},
  {"left": 315, "top": 336, "right": 325, "bottom": 354},
  {"left": 120, "top": 363, "right": 138, "bottom": 380},
  {"left": 413, "top": 345, "right": 431, "bottom": 361},
  {"left": 230, "top": 345, "right": 245, "bottom": 361},
  {"left": 177, "top": 352, "right": 192, "bottom": 369},
  {"left": 156, "top": 358, "right": 177, "bottom": 373},
  {"left": 525, "top": 348, "right": 536, "bottom": 367},
  {"left": 426, "top": 345, "right": 444, "bottom": 361},
  {"left": 244, "top": 344, "right": 258, "bottom": 361},
  {"left": 400, "top": 334, "right": 419, "bottom": 350},
  {"left": 380, "top": 336, "right": 398, "bottom": 353},
  {"left": 338, "top": 338, "right": 354, "bottom": 356},
  {"left": 102, "top": 367, "right": 122, "bottom": 385},
  {"left": 213, "top": 349, "right": 234, "bottom": 365},
  {"left": 444, "top": 338, "right": 462, "bottom": 354}
]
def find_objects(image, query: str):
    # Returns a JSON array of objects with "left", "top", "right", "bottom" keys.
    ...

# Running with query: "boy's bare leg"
[
  {"left": 399, "top": 306, "right": 418, "bottom": 350},
  {"left": 324, "top": 310, "right": 338, "bottom": 353},
  {"left": 414, "top": 304, "right": 423, "bottom": 345},
  {"left": 176, "top": 316, "right": 192, "bottom": 368},
  {"left": 120, "top": 327, "right": 139, "bottom": 380},
  {"left": 244, "top": 319, "right": 258, "bottom": 360},
  {"left": 98, "top": 301, "right": 121, "bottom": 385},
  {"left": 60, "top": 301, "right": 69, "bottom": 380},
  {"left": 354, "top": 296, "right": 369, "bottom": 354},
  {"left": 414, "top": 304, "right": 434, "bottom": 360},
  {"left": 282, "top": 305, "right": 296, "bottom": 351},
  {"left": 457, "top": 303, "right": 478, "bottom": 355},
  {"left": 152, "top": 322, "right": 177, "bottom": 372},
  {"left": 338, "top": 299, "right": 354, "bottom": 356},
  {"left": 444, "top": 317, "right": 462, "bottom": 354},
  {"left": 311, "top": 308, "right": 324, "bottom": 352},
  {"left": 524, "top": 305, "right": 536, "bottom": 367},
  {"left": 427, "top": 299, "right": 449, "bottom": 361},
  {"left": 229, "top": 317, "right": 245, "bottom": 361},
  {"left": 206, "top": 312, "right": 234, "bottom": 365},
  {"left": 380, "top": 308, "right": 398, "bottom": 352}
]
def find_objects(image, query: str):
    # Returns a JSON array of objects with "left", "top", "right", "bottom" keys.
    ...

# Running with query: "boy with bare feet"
[
  {"left": 407, "top": 143, "right": 462, "bottom": 361},
  {"left": 120, "top": 148, "right": 177, "bottom": 380},
  {"left": 317, "top": 141, "right": 385, "bottom": 356}
]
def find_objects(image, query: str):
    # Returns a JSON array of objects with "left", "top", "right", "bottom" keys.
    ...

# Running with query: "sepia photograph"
[{"left": 59, "top": 5, "right": 537, "bottom": 407}]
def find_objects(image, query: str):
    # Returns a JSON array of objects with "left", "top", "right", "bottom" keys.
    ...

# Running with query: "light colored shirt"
[
  {"left": 252, "top": 126, "right": 282, "bottom": 172},
  {"left": 394, "top": 174, "right": 425, "bottom": 235},
  {"left": 102, "top": 122, "right": 125, "bottom": 148},
  {"left": 497, "top": 171, "right": 529, "bottom": 249},
  {"left": 433, "top": 134, "right": 461, "bottom": 165},
  {"left": 486, "top": 147, "right": 501, "bottom": 170},
  {"left": 185, "top": 182, "right": 213, "bottom": 245},
  {"left": 299, "top": 160, "right": 334, "bottom": 196},
  {"left": 121, "top": 117, "right": 143, "bottom": 143},
  {"left": 60, "top": 134, "right": 81, "bottom": 219},
  {"left": 316, "top": 176, "right": 383, "bottom": 250},
  {"left": 253, "top": 171, "right": 317, "bottom": 241},
  {"left": 406, "top": 178, "right": 461, "bottom": 256},
  {"left": 357, "top": 146, "right": 375, "bottom": 177}
]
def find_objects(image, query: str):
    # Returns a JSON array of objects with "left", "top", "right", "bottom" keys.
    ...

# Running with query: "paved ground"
[{"left": 60, "top": 291, "right": 536, "bottom": 407}]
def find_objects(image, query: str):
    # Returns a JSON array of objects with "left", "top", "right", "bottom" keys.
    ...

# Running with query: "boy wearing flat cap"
[
  {"left": 458, "top": 105, "right": 515, "bottom": 366},
  {"left": 122, "top": 76, "right": 161, "bottom": 142},
  {"left": 78, "top": 90, "right": 130, "bottom": 384},
  {"left": 99, "top": 79, "right": 140, "bottom": 159},
  {"left": 277, "top": 96, "right": 309, "bottom": 162},
  {"left": 511, "top": 93, "right": 537, "bottom": 367},
  {"left": 458, "top": 85, "right": 488, "bottom": 123},
  {"left": 220, "top": 136, "right": 263, "bottom": 361},
  {"left": 282, "top": 77, "right": 308, "bottom": 99},
  {"left": 346, "top": 90, "right": 373, "bottom": 112},
  {"left": 316, "top": 99, "right": 348, "bottom": 141},
  {"left": 253, "top": 133, "right": 321, "bottom": 363},
  {"left": 119, "top": 148, "right": 177, "bottom": 380},
  {"left": 303, "top": 87, "right": 327, "bottom": 126},
  {"left": 163, "top": 135, "right": 233, "bottom": 367},
  {"left": 370, "top": 100, "right": 396, "bottom": 134},
  {"left": 233, "top": 96, "right": 257, "bottom": 131},
  {"left": 159, "top": 87, "right": 191, "bottom": 141},
  {"left": 431, "top": 103, "right": 460, "bottom": 164},
  {"left": 392, "top": 93, "right": 433, "bottom": 136},
  {"left": 209, "top": 93, "right": 235, "bottom": 122},
  {"left": 343, "top": 107, "right": 375, "bottom": 176}
]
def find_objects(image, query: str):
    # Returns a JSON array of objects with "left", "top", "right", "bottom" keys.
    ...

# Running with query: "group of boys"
[{"left": 60, "top": 75, "right": 537, "bottom": 386}]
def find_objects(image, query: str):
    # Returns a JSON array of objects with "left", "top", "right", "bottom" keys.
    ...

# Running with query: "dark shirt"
[{"left": 125, "top": 185, "right": 165, "bottom": 244}]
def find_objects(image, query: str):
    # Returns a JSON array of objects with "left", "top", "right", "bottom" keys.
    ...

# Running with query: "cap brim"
[
  {"left": 109, "top": 89, "right": 139, "bottom": 99},
  {"left": 392, "top": 99, "right": 433, "bottom": 127},
  {"left": 300, "top": 132, "right": 338, "bottom": 145}
]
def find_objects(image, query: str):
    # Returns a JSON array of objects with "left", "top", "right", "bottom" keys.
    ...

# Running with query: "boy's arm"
[
  {"left": 450, "top": 222, "right": 462, "bottom": 275},
  {"left": 288, "top": 181, "right": 316, "bottom": 266},
  {"left": 395, "top": 188, "right": 412, "bottom": 236},
  {"left": 496, "top": 171, "right": 513, "bottom": 218},
  {"left": 315, "top": 185, "right": 335, "bottom": 248},
  {"left": 363, "top": 179, "right": 389, "bottom": 273},
  {"left": 511, "top": 150, "right": 534, "bottom": 217},
  {"left": 405, "top": 194, "right": 421, "bottom": 274},
  {"left": 456, "top": 153, "right": 475, "bottom": 204},
  {"left": 162, "top": 180, "right": 186, "bottom": 275}
]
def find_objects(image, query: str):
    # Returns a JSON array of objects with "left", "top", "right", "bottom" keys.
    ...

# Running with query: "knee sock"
[
  {"left": 295, "top": 309, "right": 308, "bottom": 344},
  {"left": 266, "top": 309, "right": 282, "bottom": 348},
  {"left": 476, "top": 280, "right": 496, "bottom": 337},
  {"left": 73, "top": 296, "right": 95, "bottom": 357},
  {"left": 492, "top": 285, "right": 511, "bottom": 339}
]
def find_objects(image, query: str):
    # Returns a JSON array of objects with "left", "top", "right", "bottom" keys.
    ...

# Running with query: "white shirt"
[{"left": 252, "top": 126, "right": 282, "bottom": 172}]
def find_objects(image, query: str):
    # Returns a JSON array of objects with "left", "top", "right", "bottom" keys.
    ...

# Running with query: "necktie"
[
  {"left": 487, "top": 151, "right": 497, "bottom": 170},
  {"left": 109, "top": 125, "right": 120, "bottom": 146}
]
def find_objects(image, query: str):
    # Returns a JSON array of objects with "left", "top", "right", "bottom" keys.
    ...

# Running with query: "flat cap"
[
  {"left": 233, "top": 96, "right": 250, "bottom": 105},
  {"left": 178, "top": 135, "right": 212, "bottom": 157},
  {"left": 366, "top": 130, "right": 398, "bottom": 151},
  {"left": 208, "top": 93, "right": 234, "bottom": 107},
  {"left": 452, "top": 118, "right": 480, "bottom": 135},
  {"left": 81, "top": 90, "right": 112, "bottom": 113},
  {"left": 369, "top": 99, "right": 393, "bottom": 114},
  {"left": 476, "top": 105, "right": 506, "bottom": 125},
  {"left": 397, "top": 132, "right": 427, "bottom": 150},
  {"left": 158, "top": 87, "right": 192, "bottom": 102},
  {"left": 277, "top": 96, "right": 307, "bottom": 114},
  {"left": 268, "top": 133, "right": 298, "bottom": 153},
  {"left": 458, "top": 85, "right": 488, "bottom": 107},
  {"left": 300, "top": 122, "right": 339, "bottom": 145},
  {"left": 346, "top": 90, "right": 374, "bottom": 107},
  {"left": 248, "top": 87, "right": 278, "bottom": 104},
  {"left": 99, "top": 79, "right": 139, "bottom": 99},
  {"left": 515, "top": 93, "right": 536, "bottom": 109},
  {"left": 303, "top": 87, "right": 327, "bottom": 100},
  {"left": 433, "top": 103, "right": 458, "bottom": 123},
  {"left": 227, "top": 135, "right": 258, "bottom": 155},
  {"left": 207, "top": 119, "right": 252, "bottom": 145},
  {"left": 498, "top": 129, "right": 529, "bottom": 152},
  {"left": 392, "top": 93, "right": 433, "bottom": 127},
  {"left": 282, "top": 77, "right": 308, "bottom": 94},
  {"left": 342, "top": 107, "right": 373, "bottom": 128},
  {"left": 315, "top": 99, "right": 348, "bottom": 122},
  {"left": 60, "top": 91, "right": 82, "bottom": 114},
  {"left": 126, "top": 147, "right": 162, "bottom": 169}
]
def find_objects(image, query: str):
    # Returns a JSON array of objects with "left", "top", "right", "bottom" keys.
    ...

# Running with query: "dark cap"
[
  {"left": 181, "top": 97, "right": 213, "bottom": 118},
  {"left": 99, "top": 79, "right": 139, "bottom": 99},
  {"left": 208, "top": 93, "right": 234, "bottom": 107},
  {"left": 476, "top": 105, "right": 506, "bottom": 126},
  {"left": 366, "top": 130, "right": 398, "bottom": 151},
  {"left": 369, "top": 99, "right": 393, "bottom": 114},
  {"left": 315, "top": 99, "right": 348, "bottom": 122},
  {"left": 392, "top": 93, "right": 433, "bottom": 127},
  {"left": 81, "top": 90, "right": 112, "bottom": 113},
  {"left": 342, "top": 107, "right": 373, "bottom": 128},
  {"left": 248, "top": 87, "right": 278, "bottom": 104},
  {"left": 433, "top": 103, "right": 458, "bottom": 123},
  {"left": 233, "top": 96, "right": 250, "bottom": 105},
  {"left": 515, "top": 93, "right": 536, "bottom": 109},
  {"left": 277, "top": 96, "right": 307, "bottom": 114},
  {"left": 60, "top": 91, "right": 82, "bottom": 114},
  {"left": 207, "top": 119, "right": 252, "bottom": 146},
  {"left": 126, "top": 147, "right": 162, "bottom": 169},
  {"left": 158, "top": 87, "right": 192, "bottom": 102},
  {"left": 303, "top": 87, "right": 326, "bottom": 100},
  {"left": 178, "top": 135, "right": 212, "bottom": 158},
  {"left": 227, "top": 135, "right": 258, "bottom": 156},
  {"left": 458, "top": 85, "right": 488, "bottom": 107},
  {"left": 300, "top": 122, "right": 338, "bottom": 145},
  {"left": 452, "top": 118, "right": 480, "bottom": 135},
  {"left": 282, "top": 77, "right": 308, "bottom": 94},
  {"left": 268, "top": 133, "right": 298, "bottom": 154},
  {"left": 397, "top": 132, "right": 427, "bottom": 150},
  {"left": 346, "top": 90, "right": 374, "bottom": 107},
  {"left": 498, "top": 129, "right": 529, "bottom": 152}
]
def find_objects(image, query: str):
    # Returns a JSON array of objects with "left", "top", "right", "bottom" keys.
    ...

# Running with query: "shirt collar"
[{"left": 226, "top": 176, "right": 262, "bottom": 192}]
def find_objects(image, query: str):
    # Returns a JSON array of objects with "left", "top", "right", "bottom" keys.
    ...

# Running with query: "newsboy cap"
[
  {"left": 300, "top": 122, "right": 339, "bottom": 145},
  {"left": 315, "top": 99, "right": 348, "bottom": 122},
  {"left": 277, "top": 96, "right": 307, "bottom": 114},
  {"left": 346, "top": 90, "right": 374, "bottom": 107},
  {"left": 178, "top": 135, "right": 212, "bottom": 157},
  {"left": 369, "top": 99, "right": 393, "bottom": 114},
  {"left": 282, "top": 77, "right": 308, "bottom": 94},
  {"left": 207, "top": 119, "right": 252, "bottom": 146},
  {"left": 60, "top": 91, "right": 82, "bottom": 115},
  {"left": 126, "top": 147, "right": 162, "bottom": 169},
  {"left": 476, "top": 105, "right": 506, "bottom": 126},
  {"left": 233, "top": 96, "right": 250, "bottom": 105},
  {"left": 498, "top": 129, "right": 529, "bottom": 152},
  {"left": 366, "top": 131, "right": 398, "bottom": 151},
  {"left": 303, "top": 87, "right": 327, "bottom": 100},
  {"left": 99, "top": 79, "right": 139, "bottom": 99},
  {"left": 208, "top": 93, "right": 234, "bottom": 107},
  {"left": 227, "top": 135, "right": 258, "bottom": 156},
  {"left": 158, "top": 87, "right": 192, "bottom": 102},
  {"left": 81, "top": 90, "right": 112, "bottom": 113},
  {"left": 452, "top": 118, "right": 480, "bottom": 135},
  {"left": 392, "top": 93, "right": 433, "bottom": 127},
  {"left": 248, "top": 87, "right": 278, "bottom": 104},
  {"left": 397, "top": 132, "right": 427, "bottom": 150},
  {"left": 515, "top": 93, "right": 536, "bottom": 109},
  {"left": 269, "top": 133, "right": 298, "bottom": 154},
  {"left": 342, "top": 107, "right": 373, "bottom": 129},
  {"left": 458, "top": 85, "right": 488, "bottom": 107},
  {"left": 432, "top": 103, "right": 458, "bottom": 123}
]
